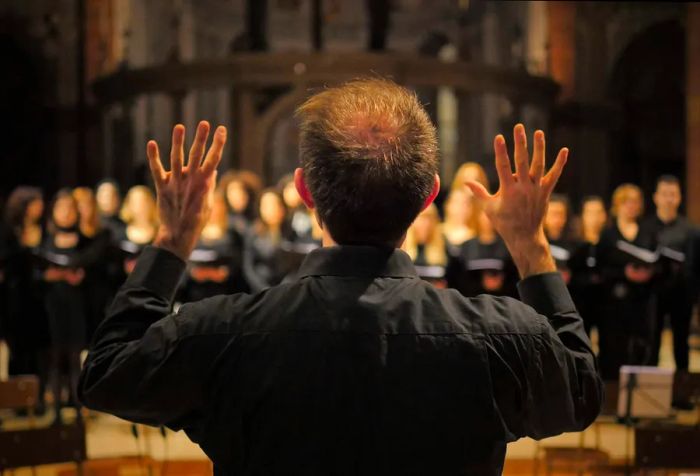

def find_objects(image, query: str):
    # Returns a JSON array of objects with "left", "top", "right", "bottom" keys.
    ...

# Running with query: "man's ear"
[
  {"left": 421, "top": 174, "right": 441, "bottom": 211},
  {"left": 294, "top": 168, "right": 315, "bottom": 210}
]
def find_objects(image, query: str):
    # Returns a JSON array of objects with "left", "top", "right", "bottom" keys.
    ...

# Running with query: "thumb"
[{"left": 465, "top": 180, "right": 491, "bottom": 202}]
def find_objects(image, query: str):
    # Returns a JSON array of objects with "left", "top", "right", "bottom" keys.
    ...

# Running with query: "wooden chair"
[
  {"left": 541, "top": 446, "right": 610, "bottom": 476},
  {"left": 0, "top": 376, "right": 86, "bottom": 475},
  {"left": 0, "top": 375, "right": 39, "bottom": 419},
  {"left": 0, "top": 340, "right": 9, "bottom": 381},
  {"left": 0, "top": 423, "right": 87, "bottom": 473}
]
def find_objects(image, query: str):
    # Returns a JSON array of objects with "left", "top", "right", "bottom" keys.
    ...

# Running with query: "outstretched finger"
[
  {"left": 200, "top": 126, "right": 227, "bottom": 176},
  {"left": 170, "top": 124, "right": 185, "bottom": 179},
  {"left": 493, "top": 135, "right": 514, "bottom": 189},
  {"left": 187, "top": 121, "right": 210, "bottom": 168},
  {"left": 146, "top": 140, "right": 166, "bottom": 187},
  {"left": 530, "top": 130, "right": 545, "bottom": 182},
  {"left": 513, "top": 124, "right": 529, "bottom": 180},
  {"left": 542, "top": 148, "right": 569, "bottom": 195}
]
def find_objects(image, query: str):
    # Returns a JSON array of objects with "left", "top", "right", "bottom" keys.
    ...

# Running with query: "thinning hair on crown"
[{"left": 295, "top": 78, "right": 439, "bottom": 245}]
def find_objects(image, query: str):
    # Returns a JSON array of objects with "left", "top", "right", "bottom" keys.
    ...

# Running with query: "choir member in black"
[
  {"left": 95, "top": 179, "right": 126, "bottom": 238},
  {"left": 279, "top": 174, "right": 316, "bottom": 245},
  {"left": 73, "top": 187, "right": 115, "bottom": 342},
  {"left": 598, "top": 184, "right": 658, "bottom": 381},
  {"left": 441, "top": 188, "right": 477, "bottom": 257},
  {"left": 116, "top": 185, "right": 159, "bottom": 276},
  {"left": 243, "top": 188, "right": 292, "bottom": 292},
  {"left": 221, "top": 171, "right": 258, "bottom": 237},
  {"left": 404, "top": 204, "right": 449, "bottom": 288},
  {"left": 40, "top": 189, "right": 88, "bottom": 425},
  {"left": 447, "top": 209, "right": 516, "bottom": 297},
  {"left": 544, "top": 194, "right": 578, "bottom": 285},
  {"left": 569, "top": 196, "right": 608, "bottom": 336},
  {"left": 183, "top": 192, "right": 248, "bottom": 302},
  {"left": 644, "top": 175, "right": 695, "bottom": 372},
  {"left": 276, "top": 175, "right": 322, "bottom": 272},
  {"left": 2, "top": 187, "right": 50, "bottom": 413}
]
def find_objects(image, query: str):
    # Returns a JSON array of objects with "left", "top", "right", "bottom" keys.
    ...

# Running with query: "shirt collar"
[
  {"left": 656, "top": 215, "right": 679, "bottom": 227},
  {"left": 298, "top": 245, "right": 418, "bottom": 279}
]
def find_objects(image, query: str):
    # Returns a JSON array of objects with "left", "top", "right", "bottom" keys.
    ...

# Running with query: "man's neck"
[
  {"left": 656, "top": 209, "right": 678, "bottom": 224},
  {"left": 321, "top": 233, "right": 337, "bottom": 247},
  {"left": 320, "top": 229, "right": 405, "bottom": 249},
  {"left": 583, "top": 227, "right": 601, "bottom": 244}
]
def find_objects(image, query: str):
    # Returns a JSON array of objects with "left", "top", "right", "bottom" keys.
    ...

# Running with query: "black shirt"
[
  {"left": 410, "top": 243, "right": 448, "bottom": 285},
  {"left": 446, "top": 237, "right": 517, "bottom": 297},
  {"left": 79, "top": 245, "right": 603, "bottom": 476},
  {"left": 548, "top": 238, "right": 578, "bottom": 270},
  {"left": 569, "top": 241, "right": 603, "bottom": 288},
  {"left": 183, "top": 230, "right": 248, "bottom": 301},
  {"left": 40, "top": 231, "right": 89, "bottom": 351},
  {"left": 242, "top": 231, "right": 288, "bottom": 293},
  {"left": 598, "top": 222, "right": 658, "bottom": 302},
  {"left": 643, "top": 215, "right": 695, "bottom": 292},
  {"left": 643, "top": 215, "right": 692, "bottom": 255}
]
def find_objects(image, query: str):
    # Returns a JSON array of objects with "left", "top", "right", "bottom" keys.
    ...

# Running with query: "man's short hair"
[
  {"left": 656, "top": 174, "right": 680, "bottom": 189},
  {"left": 296, "top": 78, "right": 438, "bottom": 245}
]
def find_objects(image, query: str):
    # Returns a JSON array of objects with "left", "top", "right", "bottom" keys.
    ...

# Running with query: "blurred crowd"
[{"left": 0, "top": 162, "right": 698, "bottom": 423}]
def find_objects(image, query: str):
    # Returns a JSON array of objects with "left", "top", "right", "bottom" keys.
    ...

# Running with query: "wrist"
[
  {"left": 153, "top": 227, "right": 192, "bottom": 262},
  {"left": 504, "top": 229, "right": 556, "bottom": 279}
]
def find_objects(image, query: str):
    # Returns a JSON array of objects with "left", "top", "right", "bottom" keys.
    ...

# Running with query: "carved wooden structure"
[{"left": 92, "top": 52, "right": 559, "bottom": 181}]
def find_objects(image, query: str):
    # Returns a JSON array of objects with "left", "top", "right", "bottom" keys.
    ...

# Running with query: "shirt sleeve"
[
  {"left": 486, "top": 272, "right": 603, "bottom": 441},
  {"left": 78, "top": 246, "right": 217, "bottom": 434}
]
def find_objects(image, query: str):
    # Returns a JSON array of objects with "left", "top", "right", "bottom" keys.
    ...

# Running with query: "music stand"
[
  {"left": 617, "top": 366, "right": 674, "bottom": 420},
  {"left": 617, "top": 366, "right": 674, "bottom": 475}
]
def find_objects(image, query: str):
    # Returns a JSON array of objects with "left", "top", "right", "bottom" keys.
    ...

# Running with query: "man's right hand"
[
  {"left": 148, "top": 121, "right": 227, "bottom": 261},
  {"left": 466, "top": 124, "right": 568, "bottom": 279}
]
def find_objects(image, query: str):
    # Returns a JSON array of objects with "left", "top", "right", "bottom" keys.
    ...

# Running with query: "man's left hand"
[{"left": 147, "top": 121, "right": 227, "bottom": 261}]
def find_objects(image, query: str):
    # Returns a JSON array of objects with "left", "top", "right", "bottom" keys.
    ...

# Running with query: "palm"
[{"left": 146, "top": 121, "right": 227, "bottom": 260}]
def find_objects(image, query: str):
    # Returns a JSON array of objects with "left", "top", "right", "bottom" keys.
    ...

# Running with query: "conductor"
[{"left": 79, "top": 79, "right": 602, "bottom": 476}]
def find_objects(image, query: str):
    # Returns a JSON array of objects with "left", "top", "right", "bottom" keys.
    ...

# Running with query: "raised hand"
[
  {"left": 466, "top": 124, "right": 568, "bottom": 278},
  {"left": 147, "top": 121, "right": 227, "bottom": 261}
]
